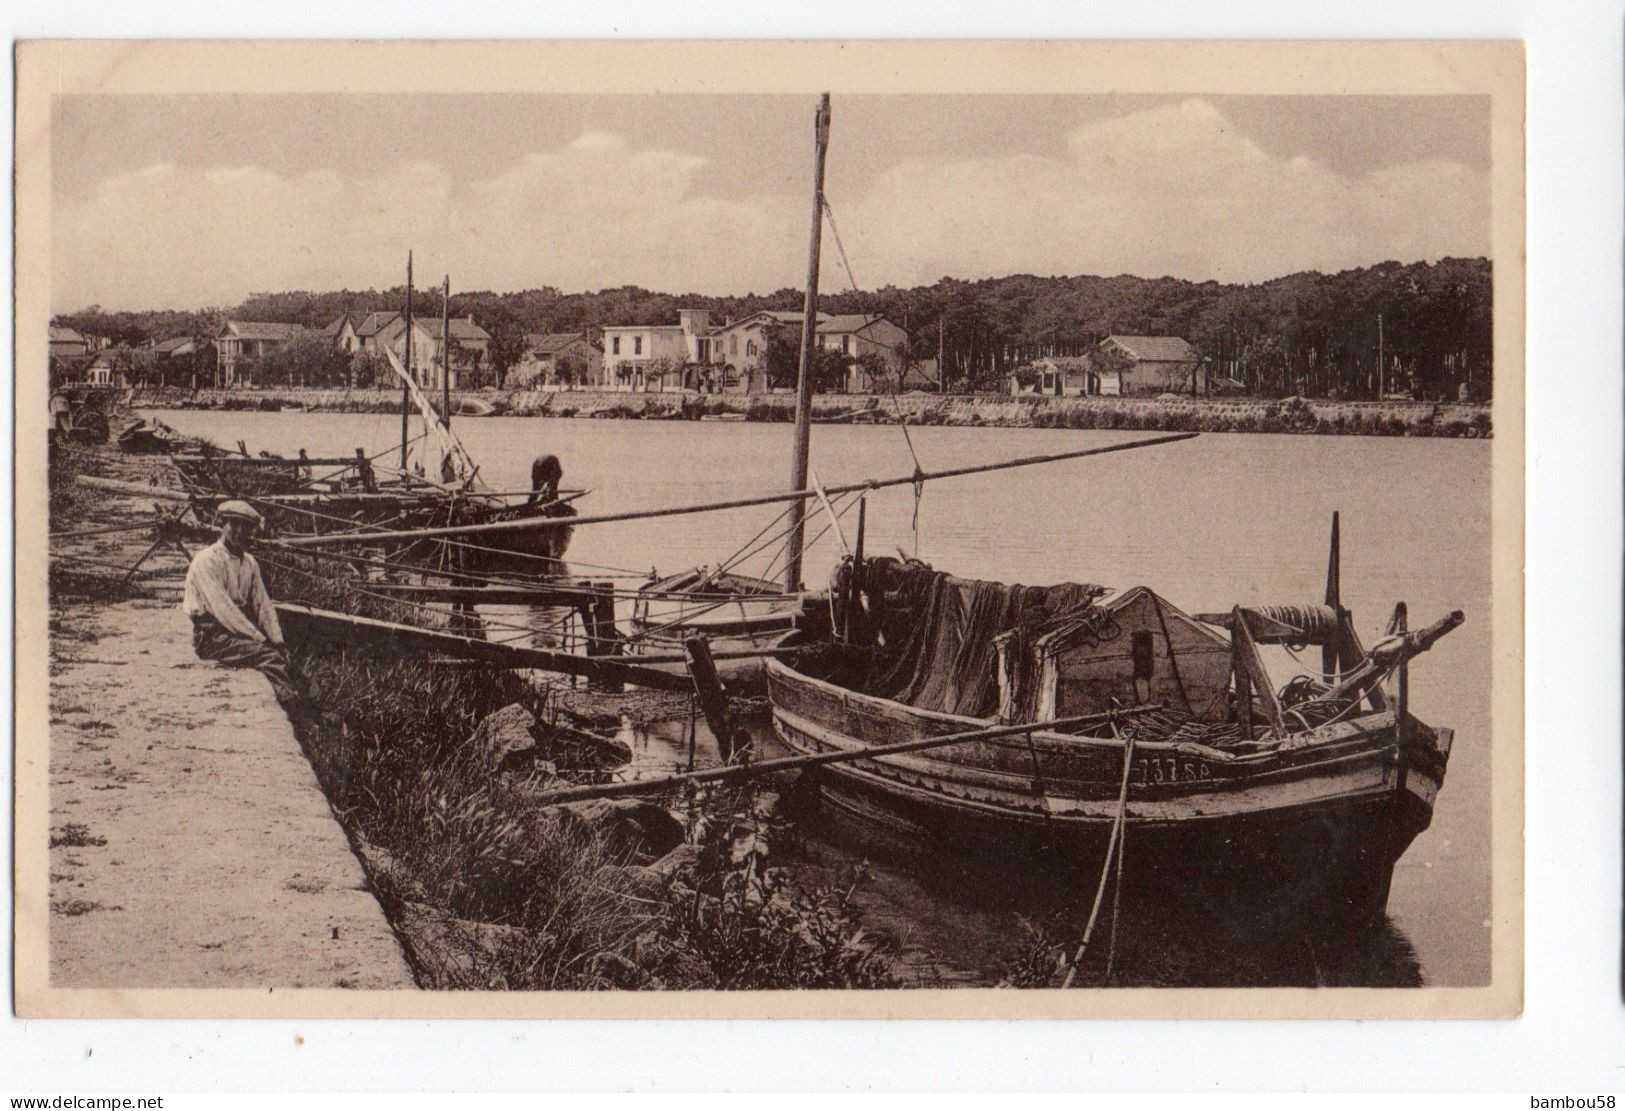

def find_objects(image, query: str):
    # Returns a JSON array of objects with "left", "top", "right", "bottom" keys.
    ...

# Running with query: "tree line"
[{"left": 53, "top": 256, "right": 1491, "bottom": 399}]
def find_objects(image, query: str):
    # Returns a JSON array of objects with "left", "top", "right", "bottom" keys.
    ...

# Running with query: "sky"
[{"left": 50, "top": 93, "right": 1491, "bottom": 312}]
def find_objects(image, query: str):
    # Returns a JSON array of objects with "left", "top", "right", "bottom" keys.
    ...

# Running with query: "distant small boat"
[
  {"left": 116, "top": 418, "right": 180, "bottom": 455},
  {"left": 455, "top": 397, "right": 497, "bottom": 417},
  {"left": 699, "top": 412, "right": 746, "bottom": 423}
]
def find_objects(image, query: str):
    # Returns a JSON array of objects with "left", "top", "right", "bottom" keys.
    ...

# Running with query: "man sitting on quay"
[{"left": 182, "top": 500, "right": 302, "bottom": 707}]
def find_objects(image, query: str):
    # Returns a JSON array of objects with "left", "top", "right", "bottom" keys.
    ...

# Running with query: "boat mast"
[
  {"left": 442, "top": 273, "right": 452, "bottom": 431},
  {"left": 401, "top": 251, "right": 414, "bottom": 470},
  {"left": 784, "top": 92, "right": 831, "bottom": 593}
]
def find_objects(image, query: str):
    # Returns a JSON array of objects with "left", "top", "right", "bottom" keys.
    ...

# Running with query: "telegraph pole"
[{"left": 784, "top": 92, "right": 831, "bottom": 593}]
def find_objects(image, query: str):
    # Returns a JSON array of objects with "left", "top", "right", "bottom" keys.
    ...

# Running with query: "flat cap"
[{"left": 216, "top": 499, "right": 264, "bottom": 526}]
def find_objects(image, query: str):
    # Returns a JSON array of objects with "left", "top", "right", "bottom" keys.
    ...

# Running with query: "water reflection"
[{"left": 620, "top": 708, "right": 1422, "bottom": 989}]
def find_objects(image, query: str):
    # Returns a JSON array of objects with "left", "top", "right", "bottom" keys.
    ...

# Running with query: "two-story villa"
[{"left": 214, "top": 320, "right": 311, "bottom": 386}]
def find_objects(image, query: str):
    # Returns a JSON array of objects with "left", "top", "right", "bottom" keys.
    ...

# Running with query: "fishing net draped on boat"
[{"left": 834, "top": 557, "right": 1108, "bottom": 719}]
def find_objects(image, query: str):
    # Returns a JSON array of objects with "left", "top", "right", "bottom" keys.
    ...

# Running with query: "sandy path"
[{"left": 48, "top": 597, "right": 415, "bottom": 989}]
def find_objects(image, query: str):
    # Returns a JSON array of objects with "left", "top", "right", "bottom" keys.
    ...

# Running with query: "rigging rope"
[{"left": 822, "top": 197, "right": 927, "bottom": 554}]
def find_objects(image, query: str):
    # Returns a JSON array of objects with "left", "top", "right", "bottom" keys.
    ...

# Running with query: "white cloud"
[
  {"left": 839, "top": 98, "right": 1489, "bottom": 287},
  {"left": 52, "top": 100, "right": 1489, "bottom": 311}
]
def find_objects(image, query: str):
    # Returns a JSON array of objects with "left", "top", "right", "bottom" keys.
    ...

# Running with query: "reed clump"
[{"left": 262, "top": 556, "right": 899, "bottom": 989}]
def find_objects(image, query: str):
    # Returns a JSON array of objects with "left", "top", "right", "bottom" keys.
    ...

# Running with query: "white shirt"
[{"left": 182, "top": 539, "right": 284, "bottom": 644}]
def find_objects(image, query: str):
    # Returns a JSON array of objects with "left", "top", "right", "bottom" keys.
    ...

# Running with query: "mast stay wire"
[{"left": 821, "top": 196, "right": 927, "bottom": 555}]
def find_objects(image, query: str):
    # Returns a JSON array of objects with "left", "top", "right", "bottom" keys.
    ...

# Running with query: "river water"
[{"left": 151, "top": 408, "right": 1492, "bottom": 987}]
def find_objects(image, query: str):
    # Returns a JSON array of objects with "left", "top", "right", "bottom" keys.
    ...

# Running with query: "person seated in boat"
[
  {"left": 527, "top": 453, "right": 563, "bottom": 508},
  {"left": 181, "top": 499, "right": 302, "bottom": 708}
]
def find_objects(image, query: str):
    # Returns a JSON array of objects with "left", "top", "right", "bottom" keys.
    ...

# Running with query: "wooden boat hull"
[
  {"left": 765, "top": 659, "right": 1450, "bottom": 927},
  {"left": 631, "top": 569, "right": 802, "bottom": 645}
]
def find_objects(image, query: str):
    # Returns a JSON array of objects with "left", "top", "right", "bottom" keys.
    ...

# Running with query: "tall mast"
[
  {"left": 401, "top": 251, "right": 414, "bottom": 469},
  {"left": 442, "top": 273, "right": 452, "bottom": 431},
  {"left": 784, "top": 92, "right": 831, "bottom": 592}
]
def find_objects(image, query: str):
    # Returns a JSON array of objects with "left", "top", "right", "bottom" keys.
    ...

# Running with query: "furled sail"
[{"left": 381, "top": 345, "right": 481, "bottom": 487}]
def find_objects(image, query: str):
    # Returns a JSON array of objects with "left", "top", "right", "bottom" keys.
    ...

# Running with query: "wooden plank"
[
  {"left": 362, "top": 582, "right": 601, "bottom": 608},
  {"left": 587, "top": 582, "right": 623, "bottom": 693},
  {"left": 683, "top": 636, "right": 744, "bottom": 761},
  {"left": 76, "top": 475, "right": 192, "bottom": 503},
  {"left": 171, "top": 455, "right": 362, "bottom": 467},
  {"left": 1233, "top": 606, "right": 1285, "bottom": 734},
  {"left": 275, "top": 602, "right": 692, "bottom": 692}
]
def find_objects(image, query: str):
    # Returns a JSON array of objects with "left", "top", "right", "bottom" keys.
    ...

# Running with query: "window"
[
  {"left": 730, "top": 334, "right": 738, "bottom": 355},
  {"left": 612, "top": 337, "right": 621, "bottom": 355},
  {"left": 746, "top": 340, "right": 757, "bottom": 357},
  {"left": 634, "top": 336, "right": 643, "bottom": 356},
  {"left": 842, "top": 335, "right": 852, "bottom": 355}
]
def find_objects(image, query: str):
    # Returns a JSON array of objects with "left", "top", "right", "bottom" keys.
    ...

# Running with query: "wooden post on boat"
[
  {"left": 1232, "top": 629, "right": 1253, "bottom": 736},
  {"left": 587, "top": 582, "right": 623, "bottom": 692},
  {"left": 401, "top": 251, "right": 414, "bottom": 470},
  {"left": 844, "top": 495, "right": 866, "bottom": 643},
  {"left": 1394, "top": 601, "right": 1409, "bottom": 749},
  {"left": 355, "top": 447, "right": 376, "bottom": 492},
  {"left": 1324, "top": 511, "right": 1342, "bottom": 679},
  {"left": 682, "top": 635, "right": 744, "bottom": 763},
  {"left": 441, "top": 274, "right": 452, "bottom": 430},
  {"left": 784, "top": 92, "right": 832, "bottom": 593}
]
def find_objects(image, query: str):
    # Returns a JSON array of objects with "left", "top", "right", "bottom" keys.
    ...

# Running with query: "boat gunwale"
[{"left": 763, "top": 656, "right": 1410, "bottom": 768}]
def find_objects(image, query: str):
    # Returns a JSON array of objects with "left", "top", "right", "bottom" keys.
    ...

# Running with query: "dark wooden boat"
[
  {"left": 165, "top": 346, "right": 577, "bottom": 576},
  {"left": 765, "top": 530, "right": 1461, "bottom": 928}
]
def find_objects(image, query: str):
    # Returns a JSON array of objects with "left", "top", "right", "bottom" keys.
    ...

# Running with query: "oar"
[
  {"left": 528, "top": 702, "right": 1164, "bottom": 806},
  {"left": 279, "top": 432, "right": 1200, "bottom": 548}
]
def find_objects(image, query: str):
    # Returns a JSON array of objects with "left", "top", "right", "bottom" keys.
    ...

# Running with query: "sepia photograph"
[{"left": 14, "top": 39, "right": 1524, "bottom": 1019}]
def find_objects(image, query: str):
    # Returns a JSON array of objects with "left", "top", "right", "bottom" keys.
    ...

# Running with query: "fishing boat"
[
  {"left": 764, "top": 523, "right": 1462, "bottom": 928},
  {"left": 630, "top": 568, "right": 803, "bottom": 644},
  {"left": 163, "top": 297, "right": 578, "bottom": 576}
]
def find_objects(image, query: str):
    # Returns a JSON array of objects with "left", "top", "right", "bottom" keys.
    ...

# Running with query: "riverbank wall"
[
  {"left": 134, "top": 386, "right": 1493, "bottom": 438},
  {"left": 45, "top": 456, "right": 416, "bottom": 991}
]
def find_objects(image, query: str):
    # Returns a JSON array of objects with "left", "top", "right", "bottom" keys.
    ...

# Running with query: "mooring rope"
[{"left": 1061, "top": 726, "right": 1137, "bottom": 988}]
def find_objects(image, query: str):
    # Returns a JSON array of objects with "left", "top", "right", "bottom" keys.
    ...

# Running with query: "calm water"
[{"left": 151, "top": 409, "right": 1493, "bottom": 986}]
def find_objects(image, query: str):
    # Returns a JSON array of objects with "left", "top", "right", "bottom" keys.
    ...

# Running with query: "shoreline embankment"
[
  {"left": 48, "top": 444, "right": 905, "bottom": 991},
  {"left": 134, "top": 387, "right": 1493, "bottom": 439}
]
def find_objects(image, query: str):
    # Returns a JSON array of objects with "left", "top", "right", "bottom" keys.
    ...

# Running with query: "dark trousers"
[{"left": 191, "top": 616, "right": 303, "bottom": 707}]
